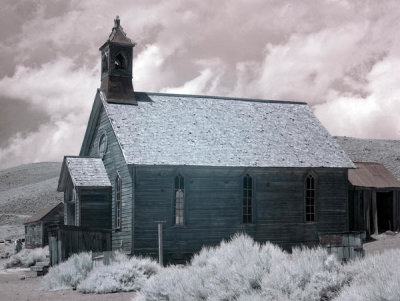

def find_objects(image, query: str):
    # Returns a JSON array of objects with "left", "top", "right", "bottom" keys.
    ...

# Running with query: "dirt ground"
[
  {"left": 364, "top": 231, "right": 400, "bottom": 254},
  {"left": 0, "top": 260, "right": 134, "bottom": 301}
]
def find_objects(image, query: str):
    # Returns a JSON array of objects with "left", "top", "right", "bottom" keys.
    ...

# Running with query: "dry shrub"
[
  {"left": 41, "top": 252, "right": 92, "bottom": 291},
  {"left": 4, "top": 246, "right": 48, "bottom": 268}
]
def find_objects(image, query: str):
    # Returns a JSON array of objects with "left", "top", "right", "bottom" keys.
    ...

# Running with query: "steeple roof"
[{"left": 100, "top": 16, "right": 135, "bottom": 49}]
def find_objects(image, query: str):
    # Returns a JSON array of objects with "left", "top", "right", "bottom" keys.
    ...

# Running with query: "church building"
[{"left": 57, "top": 17, "right": 354, "bottom": 262}]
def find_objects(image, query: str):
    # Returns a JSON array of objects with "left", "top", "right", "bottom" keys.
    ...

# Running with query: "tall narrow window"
[
  {"left": 305, "top": 174, "right": 316, "bottom": 222},
  {"left": 175, "top": 175, "right": 184, "bottom": 225},
  {"left": 243, "top": 174, "right": 253, "bottom": 223},
  {"left": 115, "top": 175, "right": 122, "bottom": 229}
]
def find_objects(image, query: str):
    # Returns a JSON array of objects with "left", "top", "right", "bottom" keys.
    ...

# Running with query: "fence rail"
[{"left": 319, "top": 231, "right": 366, "bottom": 262}]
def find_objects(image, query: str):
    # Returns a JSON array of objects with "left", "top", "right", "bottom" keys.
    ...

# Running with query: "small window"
[
  {"left": 101, "top": 52, "right": 108, "bottom": 73},
  {"left": 175, "top": 175, "right": 184, "bottom": 225},
  {"left": 305, "top": 174, "right": 316, "bottom": 222},
  {"left": 115, "top": 53, "right": 126, "bottom": 70},
  {"left": 98, "top": 133, "right": 108, "bottom": 159},
  {"left": 115, "top": 175, "right": 122, "bottom": 229},
  {"left": 243, "top": 174, "right": 253, "bottom": 223}
]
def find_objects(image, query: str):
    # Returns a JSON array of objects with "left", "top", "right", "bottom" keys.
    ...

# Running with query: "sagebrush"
[
  {"left": 41, "top": 252, "right": 93, "bottom": 291},
  {"left": 39, "top": 233, "right": 400, "bottom": 301},
  {"left": 78, "top": 252, "right": 160, "bottom": 293},
  {"left": 134, "top": 234, "right": 348, "bottom": 301},
  {"left": 4, "top": 246, "right": 48, "bottom": 268}
]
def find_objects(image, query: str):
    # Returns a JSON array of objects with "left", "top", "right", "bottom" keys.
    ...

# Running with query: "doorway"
[{"left": 376, "top": 191, "right": 393, "bottom": 233}]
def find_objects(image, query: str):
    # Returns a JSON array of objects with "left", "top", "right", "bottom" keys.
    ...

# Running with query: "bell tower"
[{"left": 99, "top": 16, "right": 137, "bottom": 105}]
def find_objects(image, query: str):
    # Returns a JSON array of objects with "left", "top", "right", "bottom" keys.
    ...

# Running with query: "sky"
[{"left": 0, "top": 0, "right": 400, "bottom": 170}]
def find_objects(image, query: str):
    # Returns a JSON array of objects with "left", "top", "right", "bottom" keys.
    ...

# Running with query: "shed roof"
[
  {"left": 57, "top": 157, "right": 111, "bottom": 191},
  {"left": 25, "top": 202, "right": 63, "bottom": 224},
  {"left": 348, "top": 162, "right": 400, "bottom": 189},
  {"left": 100, "top": 91, "right": 354, "bottom": 168},
  {"left": 335, "top": 136, "right": 400, "bottom": 180}
]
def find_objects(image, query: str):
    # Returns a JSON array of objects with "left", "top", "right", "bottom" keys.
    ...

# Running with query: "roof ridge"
[{"left": 134, "top": 91, "right": 307, "bottom": 105}]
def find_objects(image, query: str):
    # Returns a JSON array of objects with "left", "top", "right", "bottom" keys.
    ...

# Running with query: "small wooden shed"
[
  {"left": 348, "top": 162, "right": 400, "bottom": 236},
  {"left": 24, "top": 203, "right": 64, "bottom": 249}
]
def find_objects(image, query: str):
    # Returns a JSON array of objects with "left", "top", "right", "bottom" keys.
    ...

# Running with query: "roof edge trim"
[{"left": 134, "top": 91, "right": 308, "bottom": 105}]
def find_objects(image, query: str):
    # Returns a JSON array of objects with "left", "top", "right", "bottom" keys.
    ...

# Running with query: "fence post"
[{"left": 158, "top": 223, "right": 163, "bottom": 266}]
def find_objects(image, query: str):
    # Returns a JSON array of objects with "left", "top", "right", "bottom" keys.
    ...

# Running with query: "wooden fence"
[
  {"left": 48, "top": 225, "right": 111, "bottom": 266},
  {"left": 319, "top": 231, "right": 366, "bottom": 262}
]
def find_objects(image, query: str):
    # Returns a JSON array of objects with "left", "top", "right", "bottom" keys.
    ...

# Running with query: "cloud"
[
  {"left": 315, "top": 55, "right": 400, "bottom": 139},
  {"left": 0, "top": 57, "right": 97, "bottom": 168},
  {"left": 0, "top": 115, "right": 85, "bottom": 168},
  {"left": 1, "top": 0, "right": 400, "bottom": 169}
]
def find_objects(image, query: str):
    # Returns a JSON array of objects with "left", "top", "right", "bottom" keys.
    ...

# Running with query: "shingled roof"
[
  {"left": 25, "top": 203, "right": 64, "bottom": 224},
  {"left": 57, "top": 156, "right": 111, "bottom": 191},
  {"left": 99, "top": 91, "right": 354, "bottom": 168},
  {"left": 335, "top": 136, "right": 400, "bottom": 180}
]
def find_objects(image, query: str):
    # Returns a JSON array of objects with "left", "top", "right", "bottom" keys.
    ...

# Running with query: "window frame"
[
  {"left": 115, "top": 173, "right": 122, "bottom": 230},
  {"left": 242, "top": 174, "right": 254, "bottom": 224},
  {"left": 98, "top": 132, "right": 108, "bottom": 159},
  {"left": 101, "top": 51, "right": 109, "bottom": 73},
  {"left": 174, "top": 174, "right": 185, "bottom": 226},
  {"left": 304, "top": 172, "right": 318, "bottom": 223}
]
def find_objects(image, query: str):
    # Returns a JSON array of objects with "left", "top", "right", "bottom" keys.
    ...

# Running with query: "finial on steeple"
[
  {"left": 99, "top": 16, "right": 137, "bottom": 105},
  {"left": 114, "top": 16, "right": 120, "bottom": 28}
]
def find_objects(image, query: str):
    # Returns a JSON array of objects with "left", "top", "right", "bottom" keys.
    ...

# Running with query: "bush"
[
  {"left": 4, "top": 246, "right": 48, "bottom": 268},
  {"left": 37, "top": 233, "right": 400, "bottom": 300},
  {"left": 333, "top": 249, "right": 400, "bottom": 301},
  {"left": 134, "top": 234, "right": 348, "bottom": 301},
  {"left": 41, "top": 252, "right": 92, "bottom": 291},
  {"left": 260, "top": 246, "right": 349, "bottom": 301},
  {"left": 0, "top": 242, "right": 15, "bottom": 259},
  {"left": 78, "top": 252, "right": 160, "bottom": 293}
]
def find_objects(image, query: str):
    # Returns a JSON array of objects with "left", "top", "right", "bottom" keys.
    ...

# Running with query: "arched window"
[
  {"left": 243, "top": 174, "right": 253, "bottom": 223},
  {"left": 115, "top": 174, "right": 122, "bottom": 229},
  {"left": 101, "top": 52, "right": 108, "bottom": 73},
  {"left": 175, "top": 175, "right": 184, "bottom": 225},
  {"left": 98, "top": 133, "right": 108, "bottom": 159},
  {"left": 305, "top": 174, "right": 316, "bottom": 222},
  {"left": 115, "top": 53, "right": 126, "bottom": 70}
]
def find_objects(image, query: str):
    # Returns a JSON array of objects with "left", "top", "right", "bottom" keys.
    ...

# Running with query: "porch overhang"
[{"left": 348, "top": 162, "right": 400, "bottom": 190}]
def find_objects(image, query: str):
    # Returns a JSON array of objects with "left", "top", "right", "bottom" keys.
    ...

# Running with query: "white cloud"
[
  {"left": 0, "top": 57, "right": 97, "bottom": 116},
  {"left": 1, "top": 0, "right": 400, "bottom": 169},
  {"left": 0, "top": 116, "right": 85, "bottom": 168},
  {"left": 0, "top": 57, "right": 97, "bottom": 169},
  {"left": 314, "top": 55, "right": 400, "bottom": 138}
]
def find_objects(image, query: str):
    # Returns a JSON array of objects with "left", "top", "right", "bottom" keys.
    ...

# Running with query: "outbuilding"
[{"left": 24, "top": 203, "right": 64, "bottom": 249}]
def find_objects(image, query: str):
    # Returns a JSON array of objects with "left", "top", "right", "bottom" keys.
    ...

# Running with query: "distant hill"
[
  {"left": 335, "top": 136, "right": 400, "bottom": 180},
  {"left": 0, "top": 162, "right": 63, "bottom": 239}
]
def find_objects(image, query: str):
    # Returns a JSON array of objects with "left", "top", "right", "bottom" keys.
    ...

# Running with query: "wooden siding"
[
  {"left": 78, "top": 188, "right": 112, "bottom": 229},
  {"left": 25, "top": 222, "right": 43, "bottom": 249},
  {"left": 349, "top": 188, "right": 400, "bottom": 235},
  {"left": 133, "top": 166, "right": 349, "bottom": 262},
  {"left": 85, "top": 102, "right": 133, "bottom": 253},
  {"left": 48, "top": 225, "right": 111, "bottom": 266},
  {"left": 64, "top": 177, "right": 74, "bottom": 225},
  {"left": 25, "top": 206, "right": 64, "bottom": 249}
]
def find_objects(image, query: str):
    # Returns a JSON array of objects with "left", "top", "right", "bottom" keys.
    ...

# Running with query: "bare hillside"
[
  {"left": 335, "top": 136, "right": 400, "bottom": 180},
  {"left": 0, "top": 162, "right": 63, "bottom": 239}
]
